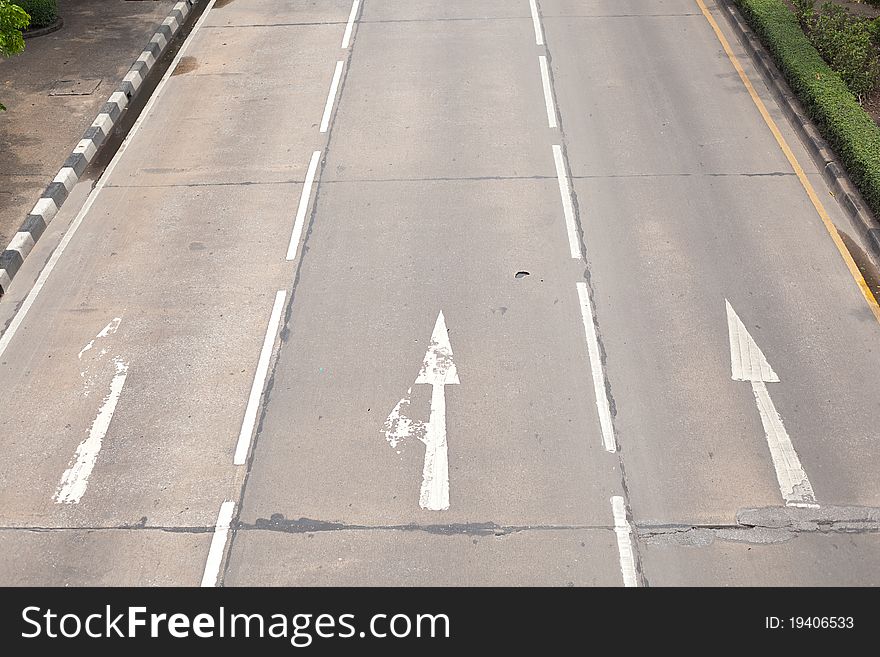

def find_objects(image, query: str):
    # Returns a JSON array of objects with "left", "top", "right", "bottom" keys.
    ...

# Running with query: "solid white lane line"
[
  {"left": 553, "top": 145, "right": 582, "bottom": 259},
  {"left": 233, "top": 290, "right": 286, "bottom": 466},
  {"left": 529, "top": 0, "right": 545, "bottom": 46},
  {"left": 201, "top": 500, "right": 235, "bottom": 587},
  {"left": 611, "top": 496, "right": 639, "bottom": 587},
  {"left": 538, "top": 55, "right": 557, "bottom": 129},
  {"left": 341, "top": 0, "right": 360, "bottom": 49},
  {"left": 751, "top": 381, "right": 818, "bottom": 508},
  {"left": 0, "top": 0, "right": 219, "bottom": 360},
  {"left": 577, "top": 282, "right": 616, "bottom": 453},
  {"left": 320, "top": 61, "right": 345, "bottom": 133},
  {"left": 286, "top": 150, "right": 322, "bottom": 261},
  {"left": 54, "top": 359, "right": 129, "bottom": 504}
]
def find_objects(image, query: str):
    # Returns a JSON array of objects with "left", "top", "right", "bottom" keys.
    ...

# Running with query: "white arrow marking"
[
  {"left": 55, "top": 358, "right": 129, "bottom": 504},
  {"left": 726, "top": 300, "right": 778, "bottom": 383},
  {"left": 725, "top": 301, "right": 817, "bottom": 508},
  {"left": 383, "top": 311, "right": 459, "bottom": 511}
]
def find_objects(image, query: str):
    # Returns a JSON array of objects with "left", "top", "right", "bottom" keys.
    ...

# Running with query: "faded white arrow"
[
  {"left": 383, "top": 311, "right": 459, "bottom": 511},
  {"left": 726, "top": 300, "right": 817, "bottom": 508}
]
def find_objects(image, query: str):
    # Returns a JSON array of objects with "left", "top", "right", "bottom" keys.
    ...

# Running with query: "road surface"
[{"left": 1, "top": 0, "right": 878, "bottom": 586}]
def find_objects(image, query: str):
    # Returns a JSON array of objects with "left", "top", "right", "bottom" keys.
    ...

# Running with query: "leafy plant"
[
  {"left": 804, "top": 3, "right": 880, "bottom": 99},
  {"left": 0, "top": 0, "right": 30, "bottom": 111},
  {"left": 792, "top": 0, "right": 815, "bottom": 25},
  {"left": 12, "top": 0, "right": 55, "bottom": 29}
]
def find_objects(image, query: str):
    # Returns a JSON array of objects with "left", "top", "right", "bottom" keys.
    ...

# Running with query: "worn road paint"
[
  {"left": 0, "top": 0, "right": 219, "bottom": 360},
  {"left": 696, "top": 0, "right": 880, "bottom": 325},
  {"left": 552, "top": 145, "right": 581, "bottom": 259},
  {"left": 320, "top": 61, "right": 344, "bottom": 133},
  {"left": 725, "top": 301, "right": 818, "bottom": 508},
  {"left": 384, "top": 387, "right": 425, "bottom": 450},
  {"left": 538, "top": 56, "right": 557, "bottom": 129},
  {"left": 611, "top": 496, "right": 639, "bottom": 587},
  {"left": 383, "top": 311, "right": 459, "bottom": 511},
  {"left": 576, "top": 283, "right": 616, "bottom": 452},
  {"left": 341, "top": 0, "right": 360, "bottom": 49},
  {"left": 234, "top": 291, "right": 286, "bottom": 466},
  {"left": 287, "top": 150, "right": 322, "bottom": 261},
  {"left": 201, "top": 500, "right": 235, "bottom": 587},
  {"left": 78, "top": 317, "right": 122, "bottom": 360},
  {"left": 529, "top": 0, "right": 544, "bottom": 46},
  {"left": 54, "top": 358, "right": 129, "bottom": 504}
]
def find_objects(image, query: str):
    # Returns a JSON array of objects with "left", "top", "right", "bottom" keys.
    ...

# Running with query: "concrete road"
[{"left": 0, "top": 0, "right": 878, "bottom": 586}]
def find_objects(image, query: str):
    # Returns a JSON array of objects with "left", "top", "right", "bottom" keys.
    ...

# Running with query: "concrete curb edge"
[
  {"left": 0, "top": 0, "right": 198, "bottom": 297},
  {"left": 721, "top": 0, "right": 880, "bottom": 261}
]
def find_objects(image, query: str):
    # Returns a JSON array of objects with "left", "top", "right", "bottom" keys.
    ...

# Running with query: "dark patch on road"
[
  {"left": 244, "top": 514, "right": 603, "bottom": 537},
  {"left": 172, "top": 56, "right": 199, "bottom": 76},
  {"left": 515, "top": 271, "right": 530, "bottom": 279},
  {"left": 214, "top": 0, "right": 237, "bottom": 8}
]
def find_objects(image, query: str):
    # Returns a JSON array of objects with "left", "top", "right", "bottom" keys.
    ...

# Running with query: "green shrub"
[
  {"left": 734, "top": 0, "right": 880, "bottom": 217},
  {"left": 13, "top": 0, "right": 57, "bottom": 29},
  {"left": 806, "top": 3, "right": 879, "bottom": 98},
  {"left": 869, "top": 18, "right": 880, "bottom": 47},
  {"left": 0, "top": 0, "right": 29, "bottom": 58}
]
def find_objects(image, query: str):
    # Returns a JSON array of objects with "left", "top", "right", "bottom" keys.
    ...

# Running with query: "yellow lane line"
[{"left": 695, "top": 0, "right": 880, "bottom": 324}]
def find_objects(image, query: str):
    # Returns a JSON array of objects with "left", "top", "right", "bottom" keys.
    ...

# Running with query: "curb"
[
  {"left": 721, "top": 0, "right": 880, "bottom": 260},
  {"left": 22, "top": 17, "right": 64, "bottom": 39},
  {"left": 0, "top": 0, "right": 198, "bottom": 297}
]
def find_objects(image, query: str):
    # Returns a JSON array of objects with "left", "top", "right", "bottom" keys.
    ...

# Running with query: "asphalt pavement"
[{"left": 0, "top": 0, "right": 878, "bottom": 586}]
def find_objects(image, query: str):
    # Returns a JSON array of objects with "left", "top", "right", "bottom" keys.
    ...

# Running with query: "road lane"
[
  {"left": 0, "top": 0, "right": 355, "bottom": 583},
  {"left": 538, "top": 0, "right": 880, "bottom": 583},
  {"left": 224, "top": 0, "right": 627, "bottom": 586},
  {"left": 542, "top": 0, "right": 880, "bottom": 524}
]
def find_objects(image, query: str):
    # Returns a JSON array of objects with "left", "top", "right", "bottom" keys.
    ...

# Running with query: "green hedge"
[
  {"left": 734, "top": 0, "right": 880, "bottom": 218},
  {"left": 14, "top": 0, "right": 57, "bottom": 29}
]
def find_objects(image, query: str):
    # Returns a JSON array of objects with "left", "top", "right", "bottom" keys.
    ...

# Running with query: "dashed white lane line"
[
  {"left": 576, "top": 282, "right": 616, "bottom": 453},
  {"left": 233, "top": 290, "right": 287, "bottom": 466},
  {"left": 54, "top": 359, "right": 129, "bottom": 504},
  {"left": 320, "top": 61, "right": 345, "bottom": 133},
  {"left": 201, "top": 500, "right": 235, "bottom": 587},
  {"left": 529, "top": 0, "right": 545, "bottom": 46},
  {"left": 552, "top": 145, "right": 582, "bottom": 259},
  {"left": 611, "top": 496, "right": 639, "bottom": 587},
  {"left": 538, "top": 55, "right": 557, "bottom": 129},
  {"left": 341, "top": 0, "right": 361, "bottom": 49},
  {"left": 0, "top": 0, "right": 219, "bottom": 360},
  {"left": 287, "top": 150, "right": 322, "bottom": 261}
]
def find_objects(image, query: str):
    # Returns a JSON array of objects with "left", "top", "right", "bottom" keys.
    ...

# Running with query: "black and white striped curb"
[
  {"left": 723, "top": 0, "right": 880, "bottom": 259},
  {"left": 0, "top": 0, "right": 198, "bottom": 296}
]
